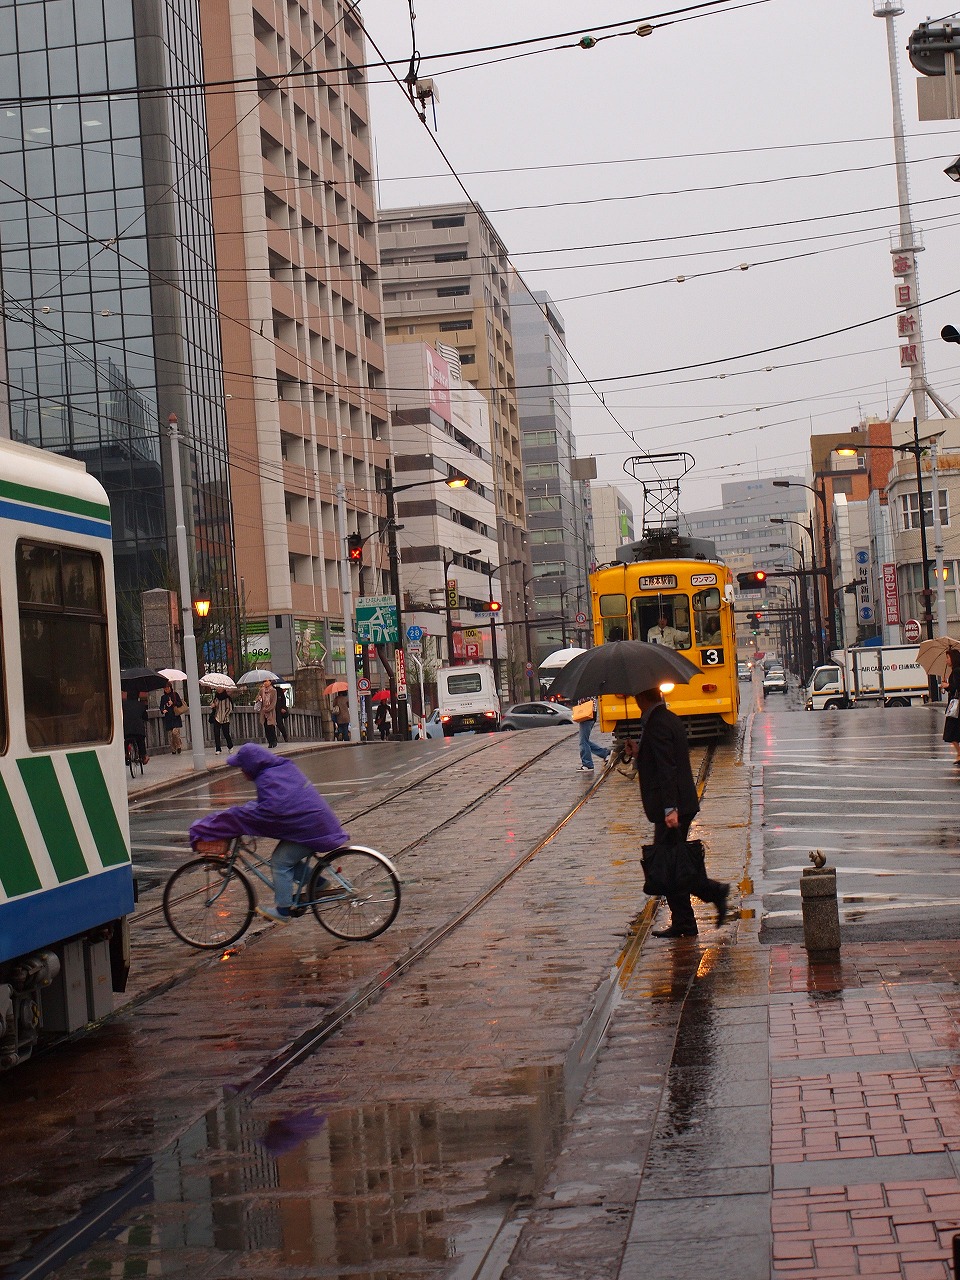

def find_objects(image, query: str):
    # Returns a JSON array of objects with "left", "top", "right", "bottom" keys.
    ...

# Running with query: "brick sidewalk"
[{"left": 506, "top": 752, "right": 960, "bottom": 1280}]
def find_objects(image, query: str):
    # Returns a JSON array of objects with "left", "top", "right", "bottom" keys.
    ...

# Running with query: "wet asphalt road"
[
  {"left": 753, "top": 698, "right": 960, "bottom": 943},
  {"left": 127, "top": 735, "right": 485, "bottom": 890}
]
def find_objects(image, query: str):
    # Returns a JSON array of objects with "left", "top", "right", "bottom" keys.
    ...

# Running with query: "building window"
[
  {"left": 439, "top": 319, "right": 472, "bottom": 332},
  {"left": 435, "top": 251, "right": 467, "bottom": 262},
  {"left": 524, "top": 462, "right": 559, "bottom": 479},
  {"left": 437, "top": 286, "right": 469, "bottom": 297},
  {"left": 523, "top": 430, "right": 557, "bottom": 448},
  {"left": 432, "top": 216, "right": 465, "bottom": 229},
  {"left": 899, "top": 489, "right": 949, "bottom": 531}
]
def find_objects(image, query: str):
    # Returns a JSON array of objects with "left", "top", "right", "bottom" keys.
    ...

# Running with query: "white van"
[{"left": 434, "top": 664, "right": 500, "bottom": 736}]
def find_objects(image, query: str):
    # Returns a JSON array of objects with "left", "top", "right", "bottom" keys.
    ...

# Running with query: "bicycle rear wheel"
[
  {"left": 309, "top": 846, "right": 400, "bottom": 941},
  {"left": 126, "top": 744, "right": 136, "bottom": 780},
  {"left": 163, "top": 857, "right": 254, "bottom": 948}
]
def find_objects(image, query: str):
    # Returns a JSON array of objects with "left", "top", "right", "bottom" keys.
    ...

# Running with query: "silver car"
[
  {"left": 501, "top": 702, "right": 574, "bottom": 731},
  {"left": 762, "top": 667, "right": 787, "bottom": 694}
]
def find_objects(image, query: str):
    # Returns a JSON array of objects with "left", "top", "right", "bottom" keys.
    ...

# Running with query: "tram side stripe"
[
  {"left": 18, "top": 757, "right": 88, "bottom": 883},
  {"left": 0, "top": 477, "right": 111, "bottom": 523},
  {"left": 0, "top": 774, "right": 42, "bottom": 897},
  {"left": 0, "top": 497, "right": 111, "bottom": 541},
  {"left": 67, "top": 751, "right": 130, "bottom": 868}
]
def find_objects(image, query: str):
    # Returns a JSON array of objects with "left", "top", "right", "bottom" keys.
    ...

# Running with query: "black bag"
[{"left": 641, "top": 835, "right": 707, "bottom": 896}]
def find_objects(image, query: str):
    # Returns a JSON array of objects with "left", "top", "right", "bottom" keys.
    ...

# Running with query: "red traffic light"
[
  {"left": 487, "top": 600, "right": 503, "bottom": 612},
  {"left": 347, "top": 533, "right": 363, "bottom": 562},
  {"left": 737, "top": 570, "right": 767, "bottom": 589}
]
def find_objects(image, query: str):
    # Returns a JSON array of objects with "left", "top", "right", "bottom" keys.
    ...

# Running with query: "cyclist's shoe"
[{"left": 256, "top": 905, "right": 291, "bottom": 924}]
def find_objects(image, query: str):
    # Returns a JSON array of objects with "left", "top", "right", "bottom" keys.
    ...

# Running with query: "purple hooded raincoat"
[{"left": 189, "top": 743, "right": 348, "bottom": 851}]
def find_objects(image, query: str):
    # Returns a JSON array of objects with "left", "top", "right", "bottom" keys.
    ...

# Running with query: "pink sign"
[
  {"left": 882, "top": 563, "right": 901, "bottom": 625},
  {"left": 425, "top": 346, "right": 452, "bottom": 425}
]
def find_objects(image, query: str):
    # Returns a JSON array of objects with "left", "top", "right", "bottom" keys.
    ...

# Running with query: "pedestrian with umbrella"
[
  {"left": 373, "top": 690, "right": 391, "bottom": 740},
  {"left": 200, "top": 672, "right": 237, "bottom": 754},
  {"left": 917, "top": 638, "right": 960, "bottom": 764},
  {"left": 257, "top": 678, "right": 278, "bottom": 749},
  {"left": 159, "top": 681, "right": 186, "bottom": 755},
  {"left": 548, "top": 639, "right": 730, "bottom": 937}
]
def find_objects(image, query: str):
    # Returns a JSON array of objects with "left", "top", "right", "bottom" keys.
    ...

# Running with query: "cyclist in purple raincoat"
[{"left": 189, "top": 743, "right": 348, "bottom": 924}]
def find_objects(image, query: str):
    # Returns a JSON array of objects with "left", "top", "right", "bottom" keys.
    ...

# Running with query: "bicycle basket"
[{"left": 193, "top": 838, "right": 231, "bottom": 856}]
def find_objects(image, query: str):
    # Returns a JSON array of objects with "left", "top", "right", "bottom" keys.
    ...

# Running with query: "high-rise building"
[
  {"left": 201, "top": 0, "right": 388, "bottom": 680},
  {"left": 377, "top": 202, "right": 530, "bottom": 689},
  {"left": 0, "top": 0, "right": 236, "bottom": 665},
  {"left": 384, "top": 341, "right": 500, "bottom": 668},
  {"left": 510, "top": 284, "right": 590, "bottom": 659},
  {"left": 590, "top": 485, "right": 635, "bottom": 566}
]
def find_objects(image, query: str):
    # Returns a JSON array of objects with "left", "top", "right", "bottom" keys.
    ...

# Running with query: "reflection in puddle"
[{"left": 94, "top": 1069, "right": 569, "bottom": 1278}]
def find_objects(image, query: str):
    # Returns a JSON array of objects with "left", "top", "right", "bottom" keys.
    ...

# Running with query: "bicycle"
[
  {"left": 125, "top": 737, "right": 145, "bottom": 779},
  {"left": 162, "top": 836, "right": 401, "bottom": 950}
]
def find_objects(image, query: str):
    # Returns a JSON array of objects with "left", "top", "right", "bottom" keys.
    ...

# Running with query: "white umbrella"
[
  {"left": 237, "top": 669, "right": 281, "bottom": 686},
  {"left": 199, "top": 672, "right": 237, "bottom": 690},
  {"left": 158, "top": 667, "right": 189, "bottom": 682},
  {"left": 539, "top": 646, "right": 587, "bottom": 670}
]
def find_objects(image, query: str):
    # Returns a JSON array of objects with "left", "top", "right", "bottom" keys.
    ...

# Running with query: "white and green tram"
[{"left": 0, "top": 438, "right": 133, "bottom": 1068}]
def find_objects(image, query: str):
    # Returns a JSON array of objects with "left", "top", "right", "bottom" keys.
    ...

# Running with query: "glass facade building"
[{"left": 0, "top": 0, "right": 235, "bottom": 664}]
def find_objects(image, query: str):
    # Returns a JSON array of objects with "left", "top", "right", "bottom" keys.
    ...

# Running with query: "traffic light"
[
  {"left": 347, "top": 533, "right": 363, "bottom": 562},
  {"left": 485, "top": 600, "right": 503, "bottom": 612},
  {"left": 737, "top": 570, "right": 767, "bottom": 590}
]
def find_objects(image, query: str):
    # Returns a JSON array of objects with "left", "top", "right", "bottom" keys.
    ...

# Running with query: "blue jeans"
[
  {"left": 271, "top": 840, "right": 315, "bottom": 911},
  {"left": 578, "top": 720, "right": 610, "bottom": 769}
]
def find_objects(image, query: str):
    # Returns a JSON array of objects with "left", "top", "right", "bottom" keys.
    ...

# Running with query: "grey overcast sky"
[{"left": 360, "top": 0, "right": 960, "bottom": 517}]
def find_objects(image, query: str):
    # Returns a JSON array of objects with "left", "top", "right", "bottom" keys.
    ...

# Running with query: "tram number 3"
[{"left": 700, "top": 647, "right": 723, "bottom": 666}]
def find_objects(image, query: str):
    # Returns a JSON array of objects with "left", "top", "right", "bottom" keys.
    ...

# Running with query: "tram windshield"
[
  {"left": 633, "top": 594, "right": 691, "bottom": 651},
  {"left": 692, "top": 587, "right": 723, "bottom": 646}
]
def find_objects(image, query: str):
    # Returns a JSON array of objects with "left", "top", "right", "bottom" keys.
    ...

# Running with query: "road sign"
[
  {"left": 903, "top": 618, "right": 922, "bottom": 643},
  {"left": 357, "top": 677, "right": 371, "bottom": 693},
  {"left": 575, "top": 611, "right": 587, "bottom": 625},
  {"left": 856, "top": 549, "right": 869, "bottom": 565},
  {"left": 356, "top": 595, "right": 398, "bottom": 643},
  {"left": 859, "top": 605, "right": 874, "bottom": 622},
  {"left": 406, "top": 625, "right": 424, "bottom": 641},
  {"left": 525, "top": 661, "right": 534, "bottom": 675}
]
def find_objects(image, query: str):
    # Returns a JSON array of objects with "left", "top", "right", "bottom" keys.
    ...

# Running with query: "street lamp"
[
  {"left": 384, "top": 461, "right": 469, "bottom": 739},
  {"left": 772, "top": 517, "right": 825, "bottom": 665},
  {"left": 193, "top": 596, "right": 211, "bottom": 620},
  {"left": 769, "top": 539, "right": 813, "bottom": 681},
  {"left": 772, "top": 479, "right": 837, "bottom": 648}
]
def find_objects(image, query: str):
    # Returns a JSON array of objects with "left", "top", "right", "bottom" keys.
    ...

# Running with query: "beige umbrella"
[{"left": 916, "top": 636, "right": 960, "bottom": 681}]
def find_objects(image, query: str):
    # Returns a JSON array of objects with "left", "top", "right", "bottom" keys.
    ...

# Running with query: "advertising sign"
[
  {"left": 356, "top": 595, "right": 398, "bottom": 643},
  {"left": 903, "top": 618, "right": 922, "bottom": 643},
  {"left": 882, "top": 563, "right": 901, "bottom": 625},
  {"left": 396, "top": 646, "right": 407, "bottom": 698},
  {"left": 425, "top": 344, "right": 452, "bottom": 425}
]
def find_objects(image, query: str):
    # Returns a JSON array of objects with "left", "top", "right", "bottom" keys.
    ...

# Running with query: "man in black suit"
[{"left": 630, "top": 687, "right": 730, "bottom": 938}]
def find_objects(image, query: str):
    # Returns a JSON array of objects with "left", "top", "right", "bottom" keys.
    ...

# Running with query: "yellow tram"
[{"left": 590, "top": 554, "right": 739, "bottom": 740}]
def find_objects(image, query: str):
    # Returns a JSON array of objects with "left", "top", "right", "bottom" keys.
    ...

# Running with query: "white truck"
[
  {"left": 434, "top": 663, "right": 501, "bottom": 735},
  {"left": 804, "top": 645, "right": 929, "bottom": 711}
]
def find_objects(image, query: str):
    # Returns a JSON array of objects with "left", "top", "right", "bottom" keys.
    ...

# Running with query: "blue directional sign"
[
  {"left": 406, "top": 625, "right": 424, "bottom": 641},
  {"left": 859, "top": 604, "right": 874, "bottom": 621},
  {"left": 856, "top": 550, "right": 869, "bottom": 565}
]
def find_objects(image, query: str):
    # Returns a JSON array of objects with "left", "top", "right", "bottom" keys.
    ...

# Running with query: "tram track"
[{"left": 9, "top": 737, "right": 722, "bottom": 1280}]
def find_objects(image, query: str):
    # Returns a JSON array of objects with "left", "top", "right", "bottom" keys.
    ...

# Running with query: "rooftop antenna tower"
[{"left": 873, "top": 0, "right": 957, "bottom": 421}]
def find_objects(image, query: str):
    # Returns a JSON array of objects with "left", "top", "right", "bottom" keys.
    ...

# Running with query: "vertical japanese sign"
[
  {"left": 425, "top": 345, "right": 452, "bottom": 424},
  {"left": 396, "top": 646, "right": 407, "bottom": 699},
  {"left": 892, "top": 251, "right": 920, "bottom": 369},
  {"left": 882, "top": 563, "right": 901, "bottom": 625}
]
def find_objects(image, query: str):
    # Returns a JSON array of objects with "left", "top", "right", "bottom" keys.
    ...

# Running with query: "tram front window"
[
  {"left": 634, "top": 595, "right": 691, "bottom": 650},
  {"left": 598, "top": 593, "right": 628, "bottom": 643},
  {"left": 693, "top": 587, "right": 724, "bottom": 646}
]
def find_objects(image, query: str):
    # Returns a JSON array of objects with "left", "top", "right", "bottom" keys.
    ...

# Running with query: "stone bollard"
[{"left": 801, "top": 850, "right": 841, "bottom": 963}]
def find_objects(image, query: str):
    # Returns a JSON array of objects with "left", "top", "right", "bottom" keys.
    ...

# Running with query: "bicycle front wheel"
[
  {"left": 163, "top": 857, "right": 255, "bottom": 949},
  {"left": 309, "top": 846, "right": 401, "bottom": 941}
]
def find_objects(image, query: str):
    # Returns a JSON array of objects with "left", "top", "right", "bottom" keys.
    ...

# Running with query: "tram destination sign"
[{"left": 639, "top": 574, "right": 677, "bottom": 590}]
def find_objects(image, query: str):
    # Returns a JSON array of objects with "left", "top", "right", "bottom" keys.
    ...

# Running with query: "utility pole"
[
  {"left": 335, "top": 483, "right": 361, "bottom": 745},
  {"left": 167, "top": 414, "right": 207, "bottom": 774}
]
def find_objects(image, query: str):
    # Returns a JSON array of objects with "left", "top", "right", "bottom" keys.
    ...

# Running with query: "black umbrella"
[
  {"left": 119, "top": 666, "right": 169, "bottom": 695},
  {"left": 545, "top": 640, "right": 701, "bottom": 702}
]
